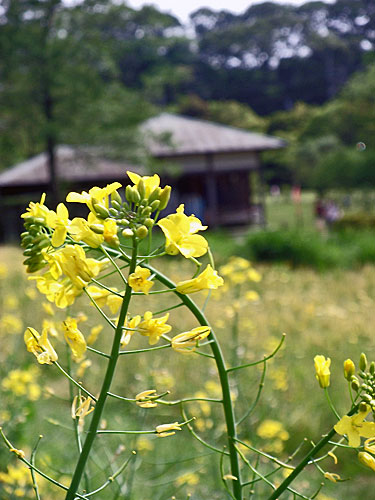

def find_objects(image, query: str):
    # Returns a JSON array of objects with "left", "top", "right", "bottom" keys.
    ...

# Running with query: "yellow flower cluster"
[{"left": 2, "top": 367, "right": 41, "bottom": 401}]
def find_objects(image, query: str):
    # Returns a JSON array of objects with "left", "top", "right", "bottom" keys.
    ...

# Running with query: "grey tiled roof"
[{"left": 142, "top": 113, "right": 286, "bottom": 156}]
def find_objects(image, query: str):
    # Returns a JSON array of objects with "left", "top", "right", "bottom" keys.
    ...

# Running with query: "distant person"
[{"left": 325, "top": 200, "right": 340, "bottom": 228}]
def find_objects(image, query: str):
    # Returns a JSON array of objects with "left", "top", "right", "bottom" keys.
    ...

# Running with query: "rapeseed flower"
[
  {"left": 157, "top": 204, "right": 208, "bottom": 258},
  {"left": 137, "top": 311, "right": 172, "bottom": 345},
  {"left": 334, "top": 405, "right": 375, "bottom": 447},
  {"left": 24, "top": 327, "right": 58, "bottom": 364},
  {"left": 86, "top": 285, "right": 123, "bottom": 314},
  {"left": 120, "top": 315, "right": 141, "bottom": 347},
  {"left": 128, "top": 266, "right": 154, "bottom": 294},
  {"left": 171, "top": 326, "right": 211, "bottom": 354},
  {"left": 63, "top": 318, "right": 87, "bottom": 361},
  {"left": 156, "top": 421, "right": 182, "bottom": 437},
  {"left": 358, "top": 451, "right": 375, "bottom": 471},
  {"left": 66, "top": 182, "right": 122, "bottom": 214},
  {"left": 127, "top": 171, "right": 160, "bottom": 198},
  {"left": 176, "top": 265, "right": 223, "bottom": 294},
  {"left": 71, "top": 395, "right": 95, "bottom": 427},
  {"left": 136, "top": 390, "right": 158, "bottom": 408},
  {"left": 314, "top": 355, "right": 331, "bottom": 388},
  {"left": 49, "top": 203, "right": 70, "bottom": 247}
]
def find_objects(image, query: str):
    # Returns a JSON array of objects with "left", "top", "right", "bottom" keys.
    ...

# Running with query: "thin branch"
[
  {"left": 236, "top": 360, "right": 267, "bottom": 425},
  {"left": 54, "top": 362, "right": 97, "bottom": 402},
  {"left": 227, "top": 334, "right": 285, "bottom": 373}
]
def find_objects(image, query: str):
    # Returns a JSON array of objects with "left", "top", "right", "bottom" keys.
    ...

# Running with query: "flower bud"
[
  {"left": 111, "top": 199, "right": 122, "bottom": 211},
  {"left": 131, "top": 187, "right": 141, "bottom": 204},
  {"left": 122, "top": 228, "right": 134, "bottom": 238},
  {"left": 109, "top": 207, "right": 119, "bottom": 217},
  {"left": 141, "top": 206, "right": 152, "bottom": 217},
  {"left": 362, "top": 394, "right": 372, "bottom": 403},
  {"left": 93, "top": 204, "right": 110, "bottom": 219},
  {"left": 150, "top": 200, "right": 160, "bottom": 212},
  {"left": 370, "top": 362, "right": 375, "bottom": 376},
  {"left": 344, "top": 359, "right": 355, "bottom": 381},
  {"left": 125, "top": 185, "right": 133, "bottom": 203},
  {"left": 111, "top": 190, "right": 122, "bottom": 205},
  {"left": 358, "top": 452, "right": 375, "bottom": 472},
  {"left": 90, "top": 224, "right": 104, "bottom": 234},
  {"left": 359, "top": 401, "right": 369, "bottom": 412},
  {"left": 136, "top": 225, "right": 148, "bottom": 239},
  {"left": 360, "top": 353, "right": 368, "bottom": 372},
  {"left": 158, "top": 185, "right": 171, "bottom": 210},
  {"left": 148, "top": 187, "right": 162, "bottom": 204},
  {"left": 137, "top": 179, "right": 146, "bottom": 199},
  {"left": 119, "top": 218, "right": 130, "bottom": 226},
  {"left": 144, "top": 218, "right": 154, "bottom": 228}
]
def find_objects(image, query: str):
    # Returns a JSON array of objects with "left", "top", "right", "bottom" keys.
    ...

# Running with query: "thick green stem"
[
  {"left": 267, "top": 405, "right": 358, "bottom": 500},
  {"left": 140, "top": 263, "right": 242, "bottom": 500},
  {"left": 65, "top": 241, "right": 138, "bottom": 500}
]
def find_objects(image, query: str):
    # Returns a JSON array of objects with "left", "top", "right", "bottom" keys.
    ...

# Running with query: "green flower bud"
[
  {"left": 125, "top": 185, "right": 133, "bottom": 203},
  {"left": 351, "top": 379, "right": 360, "bottom": 391},
  {"left": 361, "top": 384, "right": 371, "bottom": 392},
  {"left": 135, "top": 225, "right": 148, "bottom": 239},
  {"left": 90, "top": 224, "right": 104, "bottom": 234},
  {"left": 158, "top": 185, "right": 171, "bottom": 210},
  {"left": 137, "top": 179, "right": 146, "bottom": 199},
  {"left": 36, "top": 239, "right": 50, "bottom": 250},
  {"left": 363, "top": 394, "right": 372, "bottom": 403},
  {"left": 141, "top": 206, "right": 152, "bottom": 217},
  {"left": 111, "top": 200, "right": 122, "bottom": 211},
  {"left": 360, "top": 353, "right": 368, "bottom": 372},
  {"left": 111, "top": 190, "right": 122, "bottom": 205},
  {"left": 359, "top": 401, "right": 369, "bottom": 412},
  {"left": 109, "top": 207, "right": 119, "bottom": 217},
  {"left": 144, "top": 218, "right": 154, "bottom": 228},
  {"left": 93, "top": 203, "right": 110, "bottom": 219},
  {"left": 122, "top": 228, "right": 134, "bottom": 238},
  {"left": 131, "top": 187, "right": 141, "bottom": 204},
  {"left": 119, "top": 218, "right": 130, "bottom": 226},
  {"left": 148, "top": 187, "right": 162, "bottom": 204},
  {"left": 150, "top": 200, "right": 160, "bottom": 212},
  {"left": 370, "top": 362, "right": 375, "bottom": 375},
  {"left": 23, "top": 248, "right": 33, "bottom": 257}
]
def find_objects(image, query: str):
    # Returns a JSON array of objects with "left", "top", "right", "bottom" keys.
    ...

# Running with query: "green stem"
[
  {"left": 140, "top": 263, "right": 242, "bottom": 499},
  {"left": 65, "top": 240, "right": 138, "bottom": 500},
  {"left": 266, "top": 405, "right": 358, "bottom": 500}
]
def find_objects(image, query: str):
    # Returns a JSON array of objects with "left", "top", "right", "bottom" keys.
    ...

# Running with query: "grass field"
[{"left": 1, "top": 238, "right": 375, "bottom": 499}]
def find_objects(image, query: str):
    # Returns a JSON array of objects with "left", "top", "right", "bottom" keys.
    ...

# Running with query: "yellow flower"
[
  {"left": 157, "top": 204, "right": 208, "bottom": 258},
  {"left": 0, "top": 314, "right": 23, "bottom": 334},
  {"left": 63, "top": 318, "right": 87, "bottom": 361},
  {"left": 66, "top": 182, "right": 122, "bottom": 213},
  {"left": 102, "top": 218, "right": 119, "bottom": 246},
  {"left": 176, "top": 265, "right": 224, "bottom": 294},
  {"left": 2, "top": 368, "right": 41, "bottom": 401},
  {"left": 257, "top": 420, "right": 289, "bottom": 441},
  {"left": 324, "top": 472, "right": 341, "bottom": 483},
  {"left": 87, "top": 325, "right": 103, "bottom": 345},
  {"left": 71, "top": 395, "right": 95, "bottom": 426},
  {"left": 137, "top": 311, "right": 172, "bottom": 345},
  {"left": 334, "top": 405, "right": 375, "bottom": 447},
  {"left": 49, "top": 203, "right": 70, "bottom": 247},
  {"left": 77, "top": 359, "right": 92, "bottom": 378},
  {"left": 24, "top": 327, "right": 58, "bottom": 364},
  {"left": 136, "top": 390, "right": 158, "bottom": 408},
  {"left": 155, "top": 421, "right": 182, "bottom": 437},
  {"left": 171, "top": 326, "right": 211, "bottom": 354},
  {"left": 358, "top": 451, "right": 375, "bottom": 471},
  {"left": 69, "top": 213, "right": 104, "bottom": 248},
  {"left": 314, "top": 355, "right": 331, "bottom": 388},
  {"left": 21, "top": 193, "right": 51, "bottom": 223},
  {"left": 127, "top": 171, "right": 160, "bottom": 198},
  {"left": 86, "top": 285, "right": 123, "bottom": 314},
  {"left": 364, "top": 437, "right": 375, "bottom": 455},
  {"left": 120, "top": 315, "right": 141, "bottom": 347},
  {"left": 128, "top": 266, "right": 154, "bottom": 294},
  {"left": 245, "top": 290, "right": 260, "bottom": 302}
]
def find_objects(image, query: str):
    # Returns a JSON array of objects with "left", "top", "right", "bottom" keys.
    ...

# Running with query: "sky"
[{"left": 126, "top": 0, "right": 319, "bottom": 23}]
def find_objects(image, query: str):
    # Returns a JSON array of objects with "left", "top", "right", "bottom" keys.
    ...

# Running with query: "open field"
[{"left": 1, "top": 242, "right": 375, "bottom": 499}]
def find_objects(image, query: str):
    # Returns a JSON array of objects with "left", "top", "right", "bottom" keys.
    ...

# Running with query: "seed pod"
[
  {"left": 158, "top": 185, "right": 171, "bottom": 210},
  {"left": 136, "top": 225, "right": 148, "bottom": 239}
]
